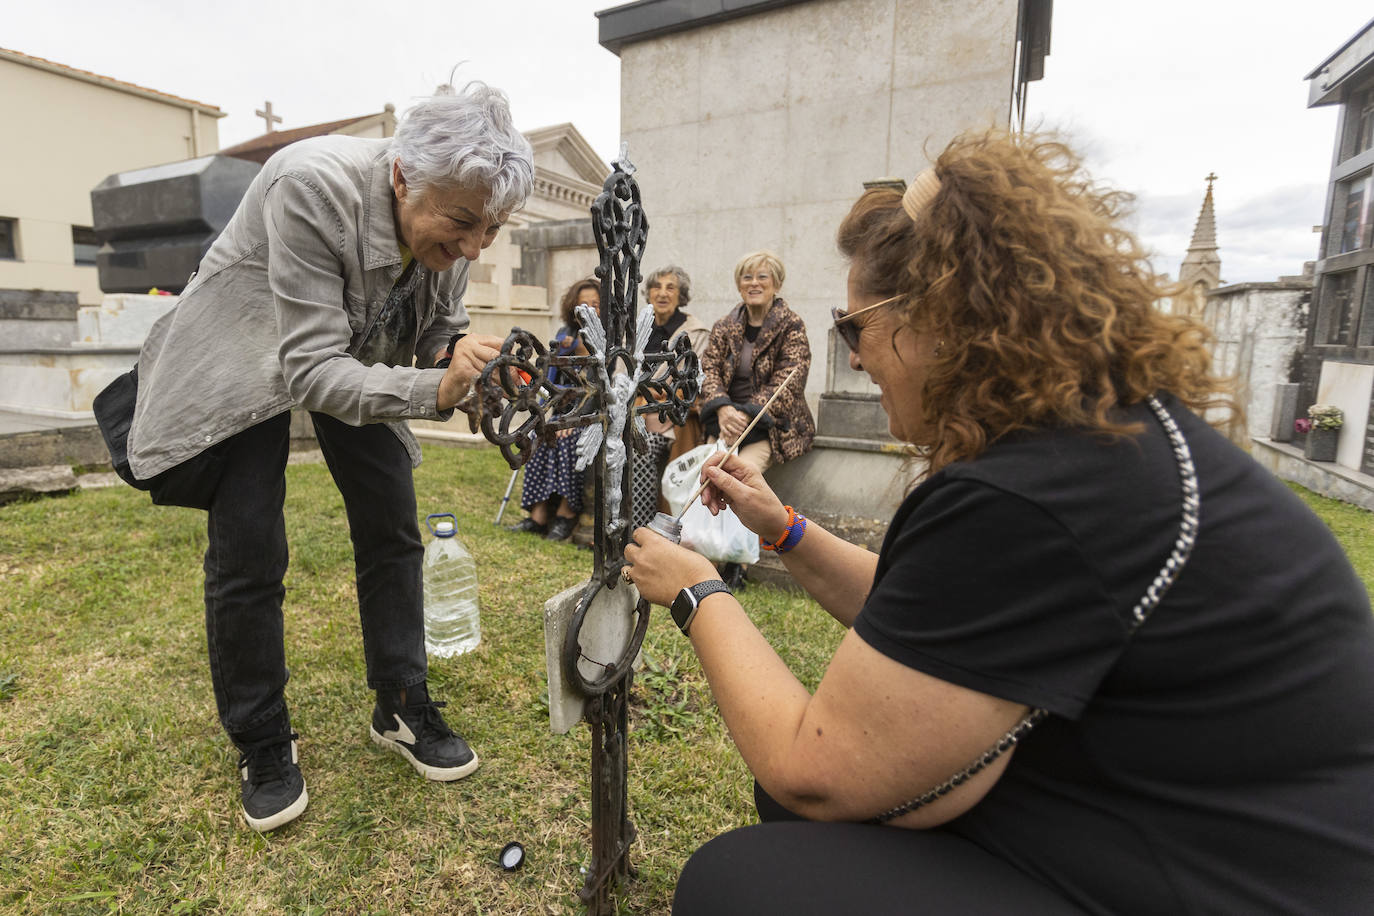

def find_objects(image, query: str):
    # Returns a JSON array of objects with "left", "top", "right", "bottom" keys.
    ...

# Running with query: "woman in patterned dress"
[{"left": 508, "top": 277, "right": 600, "bottom": 541}]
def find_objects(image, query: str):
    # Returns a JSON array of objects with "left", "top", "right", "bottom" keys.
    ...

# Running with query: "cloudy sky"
[{"left": 6, "top": 0, "right": 1371, "bottom": 283}]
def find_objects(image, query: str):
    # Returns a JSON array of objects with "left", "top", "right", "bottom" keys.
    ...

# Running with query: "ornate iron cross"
[{"left": 473, "top": 150, "right": 700, "bottom": 914}]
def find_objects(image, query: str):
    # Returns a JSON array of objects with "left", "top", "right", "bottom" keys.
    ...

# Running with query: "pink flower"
[{"left": 1294, "top": 418, "right": 1313, "bottom": 434}]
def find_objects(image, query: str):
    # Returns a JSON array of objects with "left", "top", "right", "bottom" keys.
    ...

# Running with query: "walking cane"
[{"left": 494, "top": 467, "right": 519, "bottom": 525}]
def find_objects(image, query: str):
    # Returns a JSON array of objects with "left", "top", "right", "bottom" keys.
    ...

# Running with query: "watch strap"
[{"left": 672, "top": 579, "right": 732, "bottom": 635}]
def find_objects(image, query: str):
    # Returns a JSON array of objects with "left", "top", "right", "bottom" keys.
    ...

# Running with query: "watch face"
[
  {"left": 671, "top": 587, "right": 695, "bottom": 620},
  {"left": 671, "top": 586, "right": 701, "bottom": 634}
]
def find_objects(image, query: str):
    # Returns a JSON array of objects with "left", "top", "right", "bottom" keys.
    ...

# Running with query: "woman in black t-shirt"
[{"left": 624, "top": 131, "right": 1374, "bottom": 915}]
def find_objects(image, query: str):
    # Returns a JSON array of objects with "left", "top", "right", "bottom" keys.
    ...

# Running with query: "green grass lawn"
[
  {"left": 0, "top": 448, "right": 1369, "bottom": 915},
  {"left": 0, "top": 446, "right": 842, "bottom": 915}
]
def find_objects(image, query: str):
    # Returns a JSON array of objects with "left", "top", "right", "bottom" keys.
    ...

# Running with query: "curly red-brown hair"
[{"left": 837, "top": 130, "right": 1235, "bottom": 475}]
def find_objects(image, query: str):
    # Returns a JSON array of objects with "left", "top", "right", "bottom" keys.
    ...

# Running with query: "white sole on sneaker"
[
  {"left": 369, "top": 726, "right": 480, "bottom": 781},
  {"left": 243, "top": 783, "right": 308, "bottom": 833}
]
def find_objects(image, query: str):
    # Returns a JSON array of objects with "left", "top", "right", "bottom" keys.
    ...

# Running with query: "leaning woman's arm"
[{"left": 264, "top": 175, "right": 450, "bottom": 424}]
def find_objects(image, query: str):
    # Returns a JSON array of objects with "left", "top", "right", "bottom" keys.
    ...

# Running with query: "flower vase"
[{"left": 1304, "top": 427, "right": 1339, "bottom": 462}]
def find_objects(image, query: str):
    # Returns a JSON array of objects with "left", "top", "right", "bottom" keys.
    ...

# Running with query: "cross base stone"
[{"left": 543, "top": 579, "right": 642, "bottom": 734}]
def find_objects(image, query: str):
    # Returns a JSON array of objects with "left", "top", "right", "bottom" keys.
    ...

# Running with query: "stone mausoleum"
[{"left": 596, "top": 0, "right": 1052, "bottom": 530}]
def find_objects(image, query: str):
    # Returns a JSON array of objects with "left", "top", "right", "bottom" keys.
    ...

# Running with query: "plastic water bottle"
[{"left": 423, "top": 513, "right": 481, "bottom": 657}]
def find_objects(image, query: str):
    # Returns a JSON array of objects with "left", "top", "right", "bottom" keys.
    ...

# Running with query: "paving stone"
[
  {"left": 76, "top": 472, "right": 123, "bottom": 490},
  {"left": 0, "top": 465, "right": 78, "bottom": 504}
]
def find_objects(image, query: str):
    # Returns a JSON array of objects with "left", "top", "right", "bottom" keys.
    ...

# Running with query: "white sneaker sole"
[
  {"left": 243, "top": 783, "right": 308, "bottom": 832},
  {"left": 369, "top": 727, "right": 480, "bottom": 781}
]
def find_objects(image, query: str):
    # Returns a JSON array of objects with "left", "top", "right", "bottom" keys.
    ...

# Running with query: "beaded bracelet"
[{"left": 760, "top": 506, "right": 807, "bottom": 554}]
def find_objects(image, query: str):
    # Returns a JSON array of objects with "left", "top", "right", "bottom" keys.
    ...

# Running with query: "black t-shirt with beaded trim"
[{"left": 853, "top": 395, "right": 1374, "bottom": 914}]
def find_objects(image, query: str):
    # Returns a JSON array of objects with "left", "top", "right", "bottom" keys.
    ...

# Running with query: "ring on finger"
[{"left": 621, "top": 566, "right": 633, "bottom": 584}]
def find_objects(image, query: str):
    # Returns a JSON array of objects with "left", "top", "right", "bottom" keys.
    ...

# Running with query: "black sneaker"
[
  {"left": 720, "top": 562, "right": 748, "bottom": 593},
  {"left": 545, "top": 516, "right": 577, "bottom": 541},
  {"left": 506, "top": 517, "right": 547, "bottom": 536},
  {"left": 370, "top": 684, "right": 479, "bottom": 782},
  {"left": 237, "top": 732, "right": 308, "bottom": 832}
]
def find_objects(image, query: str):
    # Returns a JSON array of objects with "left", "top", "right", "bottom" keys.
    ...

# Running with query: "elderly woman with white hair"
[
  {"left": 631, "top": 265, "right": 711, "bottom": 530},
  {"left": 122, "top": 82, "right": 534, "bottom": 832}
]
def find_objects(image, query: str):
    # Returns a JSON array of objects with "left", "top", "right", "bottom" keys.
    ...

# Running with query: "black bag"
[{"left": 93, "top": 365, "right": 227, "bottom": 510}]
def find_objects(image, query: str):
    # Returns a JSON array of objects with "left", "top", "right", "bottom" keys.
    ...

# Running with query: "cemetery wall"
[{"left": 1200, "top": 277, "right": 1311, "bottom": 442}]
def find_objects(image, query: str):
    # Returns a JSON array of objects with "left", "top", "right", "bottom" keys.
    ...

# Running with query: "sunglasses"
[{"left": 831, "top": 294, "right": 902, "bottom": 353}]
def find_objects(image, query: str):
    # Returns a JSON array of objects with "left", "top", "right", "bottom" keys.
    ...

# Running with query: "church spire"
[{"left": 1176, "top": 174, "right": 1221, "bottom": 315}]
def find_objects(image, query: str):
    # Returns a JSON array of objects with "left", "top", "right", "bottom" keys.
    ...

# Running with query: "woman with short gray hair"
[
  {"left": 391, "top": 82, "right": 534, "bottom": 219},
  {"left": 631, "top": 265, "right": 710, "bottom": 530},
  {"left": 118, "top": 80, "right": 533, "bottom": 833}
]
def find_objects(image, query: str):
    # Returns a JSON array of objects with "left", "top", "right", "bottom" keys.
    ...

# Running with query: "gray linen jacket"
[{"left": 128, "top": 136, "right": 469, "bottom": 479}]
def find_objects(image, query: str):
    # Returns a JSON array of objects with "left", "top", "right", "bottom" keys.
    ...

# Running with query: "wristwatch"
[{"left": 671, "top": 579, "right": 732, "bottom": 636}]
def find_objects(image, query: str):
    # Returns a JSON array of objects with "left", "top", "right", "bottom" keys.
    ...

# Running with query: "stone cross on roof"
[{"left": 254, "top": 101, "right": 282, "bottom": 133}]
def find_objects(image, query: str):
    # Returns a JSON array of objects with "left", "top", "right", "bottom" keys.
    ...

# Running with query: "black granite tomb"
[{"left": 91, "top": 155, "right": 261, "bottom": 294}]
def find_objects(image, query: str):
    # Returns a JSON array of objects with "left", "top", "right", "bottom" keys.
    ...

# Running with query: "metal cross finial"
[
  {"left": 255, "top": 101, "right": 283, "bottom": 133},
  {"left": 473, "top": 157, "right": 699, "bottom": 914},
  {"left": 1205, "top": 172, "right": 1218, "bottom": 191}
]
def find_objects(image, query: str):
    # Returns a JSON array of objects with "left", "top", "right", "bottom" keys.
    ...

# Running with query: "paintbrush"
[{"left": 674, "top": 365, "right": 801, "bottom": 521}]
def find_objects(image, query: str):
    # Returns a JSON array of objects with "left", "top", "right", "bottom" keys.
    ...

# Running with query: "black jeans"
[{"left": 204, "top": 411, "right": 426, "bottom": 737}]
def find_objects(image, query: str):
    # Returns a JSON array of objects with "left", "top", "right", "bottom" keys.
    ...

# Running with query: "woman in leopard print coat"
[{"left": 700, "top": 250, "right": 815, "bottom": 471}]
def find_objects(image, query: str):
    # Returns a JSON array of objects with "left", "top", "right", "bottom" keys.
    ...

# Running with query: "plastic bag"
[
  {"left": 680, "top": 498, "right": 760, "bottom": 564},
  {"left": 662, "top": 441, "right": 759, "bottom": 564},
  {"left": 660, "top": 441, "right": 720, "bottom": 517}
]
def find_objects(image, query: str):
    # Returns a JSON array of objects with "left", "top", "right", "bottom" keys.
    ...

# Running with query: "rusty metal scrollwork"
[
  {"left": 469, "top": 147, "right": 697, "bottom": 916},
  {"left": 476, "top": 329, "right": 601, "bottom": 469}
]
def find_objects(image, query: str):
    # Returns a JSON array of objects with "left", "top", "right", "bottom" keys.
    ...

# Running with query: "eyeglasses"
[{"left": 831, "top": 294, "right": 902, "bottom": 353}]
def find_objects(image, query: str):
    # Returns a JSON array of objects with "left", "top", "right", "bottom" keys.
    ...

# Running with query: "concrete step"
[
  {"left": 0, "top": 289, "right": 80, "bottom": 320},
  {"left": 0, "top": 289, "right": 82, "bottom": 349},
  {"left": 0, "top": 412, "right": 110, "bottom": 470},
  {"left": 0, "top": 346, "right": 138, "bottom": 417},
  {"left": 815, "top": 393, "right": 900, "bottom": 442}
]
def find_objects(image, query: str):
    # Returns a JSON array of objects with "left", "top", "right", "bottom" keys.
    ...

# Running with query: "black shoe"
[
  {"left": 236, "top": 731, "right": 308, "bottom": 832},
  {"left": 721, "top": 562, "right": 748, "bottom": 592},
  {"left": 507, "top": 517, "right": 547, "bottom": 536},
  {"left": 370, "top": 683, "right": 479, "bottom": 782},
  {"left": 545, "top": 516, "right": 577, "bottom": 541}
]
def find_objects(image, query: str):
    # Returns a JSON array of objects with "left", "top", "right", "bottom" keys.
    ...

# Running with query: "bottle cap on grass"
[{"left": 499, "top": 841, "right": 525, "bottom": 871}]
